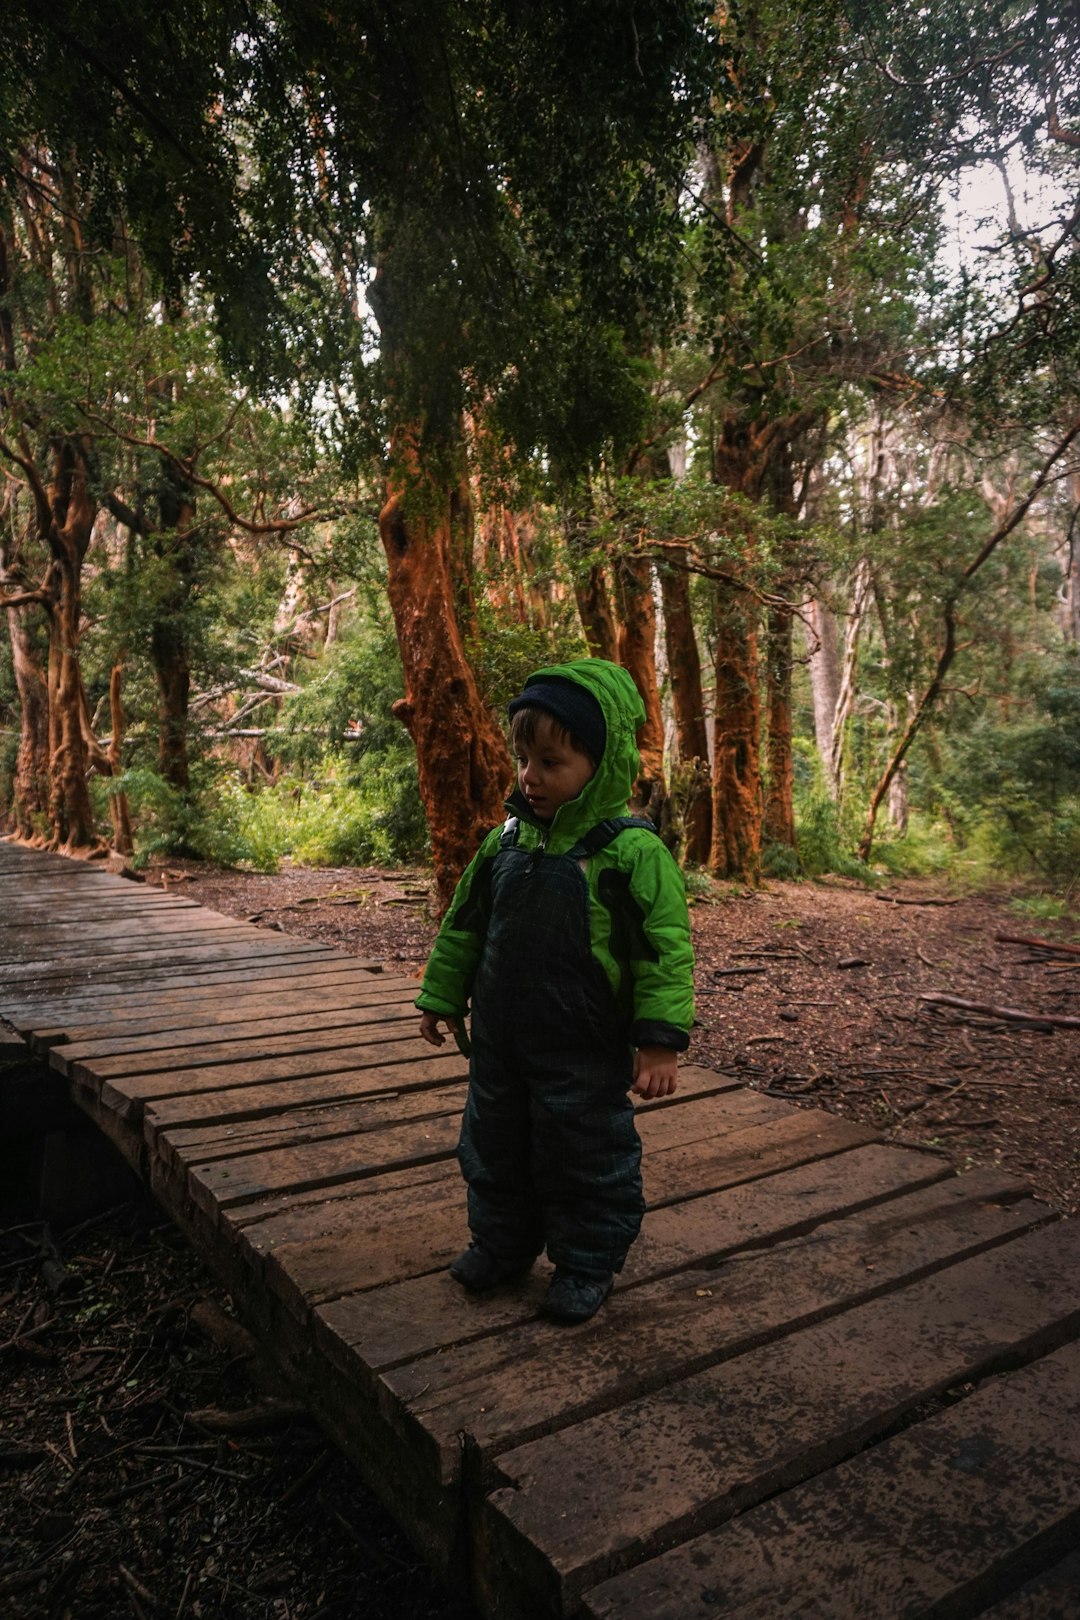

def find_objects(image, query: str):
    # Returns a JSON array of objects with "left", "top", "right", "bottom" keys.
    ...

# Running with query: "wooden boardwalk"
[{"left": 3, "top": 840, "right": 1080, "bottom": 1620}]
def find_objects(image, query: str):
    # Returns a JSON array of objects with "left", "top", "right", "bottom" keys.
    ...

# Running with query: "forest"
[{"left": 2, "top": 1, "right": 1079, "bottom": 909}]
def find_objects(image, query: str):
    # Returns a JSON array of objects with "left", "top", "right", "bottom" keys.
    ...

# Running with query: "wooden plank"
[
  {"left": 476, "top": 1216, "right": 1080, "bottom": 1618},
  {"left": 51, "top": 996, "right": 421, "bottom": 1065},
  {"left": 157, "top": 1081, "right": 468, "bottom": 1168},
  {"left": 184, "top": 1110, "right": 464, "bottom": 1215},
  {"left": 301, "top": 1138, "right": 945, "bottom": 1364},
  {"left": 240, "top": 1165, "right": 468, "bottom": 1319},
  {"left": 0, "top": 923, "right": 264, "bottom": 968},
  {"left": 0, "top": 908, "right": 246, "bottom": 944},
  {"left": 224, "top": 1160, "right": 462, "bottom": 1260},
  {"left": 9, "top": 961, "right": 386, "bottom": 1031},
  {"left": 581, "top": 1336, "right": 1080, "bottom": 1620},
  {"left": 69, "top": 1024, "right": 436, "bottom": 1095},
  {"left": 242, "top": 1088, "right": 819, "bottom": 1328},
  {"left": 974, "top": 1548, "right": 1080, "bottom": 1619},
  {"left": 139, "top": 1049, "right": 735, "bottom": 1140},
  {"left": 0, "top": 896, "right": 197, "bottom": 918},
  {"left": 0, "top": 867, "right": 166, "bottom": 891},
  {"left": 140, "top": 1051, "right": 469, "bottom": 1132},
  {"left": 643, "top": 1108, "right": 876, "bottom": 1205},
  {"left": 313, "top": 1113, "right": 887, "bottom": 1377},
  {"left": 210, "top": 1087, "right": 785, "bottom": 1246},
  {"left": 376, "top": 1173, "right": 1047, "bottom": 1486},
  {"left": 31, "top": 975, "right": 420, "bottom": 1047},
  {"left": 1, "top": 936, "right": 331, "bottom": 987},
  {"left": 210, "top": 1075, "right": 748, "bottom": 1276}
]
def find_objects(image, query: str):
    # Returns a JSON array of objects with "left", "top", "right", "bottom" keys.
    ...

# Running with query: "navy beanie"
[{"left": 508, "top": 677, "right": 606, "bottom": 763}]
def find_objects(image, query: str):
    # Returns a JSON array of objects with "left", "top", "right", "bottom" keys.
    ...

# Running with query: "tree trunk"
[
  {"left": 831, "top": 556, "right": 874, "bottom": 808},
  {"left": 46, "top": 548, "right": 97, "bottom": 850},
  {"left": 78, "top": 661, "right": 135, "bottom": 855},
  {"left": 3, "top": 600, "right": 50, "bottom": 840},
  {"left": 379, "top": 445, "right": 510, "bottom": 906},
  {"left": 481, "top": 506, "right": 550, "bottom": 630},
  {"left": 149, "top": 479, "right": 198, "bottom": 792},
  {"left": 857, "top": 604, "right": 958, "bottom": 862},
  {"left": 710, "top": 586, "right": 761, "bottom": 881},
  {"left": 573, "top": 557, "right": 618, "bottom": 659},
  {"left": 803, "top": 594, "right": 841, "bottom": 795},
  {"left": 1065, "top": 470, "right": 1080, "bottom": 645},
  {"left": 151, "top": 618, "right": 193, "bottom": 792},
  {"left": 762, "top": 604, "right": 796, "bottom": 847},
  {"left": 887, "top": 756, "right": 909, "bottom": 835},
  {"left": 562, "top": 496, "right": 618, "bottom": 658},
  {"left": 708, "top": 408, "right": 817, "bottom": 876},
  {"left": 614, "top": 553, "right": 666, "bottom": 820},
  {"left": 659, "top": 548, "right": 711, "bottom": 862}
]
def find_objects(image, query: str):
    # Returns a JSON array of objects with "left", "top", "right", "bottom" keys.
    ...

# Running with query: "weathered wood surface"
[{"left": 2, "top": 840, "right": 1079, "bottom": 1620}]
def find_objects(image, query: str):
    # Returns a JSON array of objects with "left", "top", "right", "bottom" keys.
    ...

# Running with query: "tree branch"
[
  {"left": 0, "top": 433, "right": 53, "bottom": 541},
  {"left": 963, "top": 415, "right": 1080, "bottom": 580},
  {"left": 78, "top": 410, "right": 338, "bottom": 537},
  {"left": 855, "top": 415, "right": 1080, "bottom": 862},
  {"left": 0, "top": 586, "right": 49, "bottom": 609}
]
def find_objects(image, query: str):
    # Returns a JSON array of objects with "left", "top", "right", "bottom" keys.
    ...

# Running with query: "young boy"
[{"left": 417, "top": 659, "right": 694, "bottom": 1323}]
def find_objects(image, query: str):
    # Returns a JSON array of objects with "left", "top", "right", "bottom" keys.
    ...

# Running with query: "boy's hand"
[
  {"left": 632, "top": 1045, "right": 678, "bottom": 1099},
  {"left": 419, "top": 1011, "right": 459, "bottom": 1047}
]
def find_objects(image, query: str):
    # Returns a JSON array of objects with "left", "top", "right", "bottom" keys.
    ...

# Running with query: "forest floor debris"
[{"left": 0, "top": 1198, "right": 478, "bottom": 1620}]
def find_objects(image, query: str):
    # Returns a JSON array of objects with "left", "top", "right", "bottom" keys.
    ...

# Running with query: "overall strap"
[
  {"left": 499, "top": 815, "right": 521, "bottom": 849},
  {"left": 569, "top": 815, "right": 659, "bottom": 860}
]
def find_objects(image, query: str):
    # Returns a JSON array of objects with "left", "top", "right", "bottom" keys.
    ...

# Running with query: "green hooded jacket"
[{"left": 417, "top": 659, "right": 695, "bottom": 1049}]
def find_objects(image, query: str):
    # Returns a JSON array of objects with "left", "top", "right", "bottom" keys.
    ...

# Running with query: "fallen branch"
[
  {"left": 185, "top": 1399, "right": 308, "bottom": 1433},
  {"left": 995, "top": 932, "right": 1080, "bottom": 958},
  {"left": 875, "top": 893, "right": 961, "bottom": 907},
  {"left": 919, "top": 991, "right": 1080, "bottom": 1029},
  {"left": 923, "top": 1116, "right": 999, "bottom": 1134},
  {"left": 730, "top": 949, "right": 803, "bottom": 960}
]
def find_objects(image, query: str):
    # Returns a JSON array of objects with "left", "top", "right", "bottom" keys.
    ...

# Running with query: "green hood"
[{"left": 507, "top": 659, "right": 644, "bottom": 851}]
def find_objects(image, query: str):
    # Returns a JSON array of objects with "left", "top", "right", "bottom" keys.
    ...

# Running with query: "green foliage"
[
  {"left": 1008, "top": 892, "right": 1071, "bottom": 923},
  {"left": 273, "top": 605, "right": 428, "bottom": 862},
  {"left": 465, "top": 603, "right": 587, "bottom": 716},
  {"left": 929, "top": 656, "right": 1080, "bottom": 883},
  {"left": 790, "top": 791, "right": 874, "bottom": 883},
  {"left": 761, "top": 840, "right": 802, "bottom": 880},
  {"left": 115, "top": 754, "right": 427, "bottom": 874},
  {"left": 106, "top": 765, "right": 278, "bottom": 870},
  {"left": 868, "top": 822, "right": 957, "bottom": 881}
]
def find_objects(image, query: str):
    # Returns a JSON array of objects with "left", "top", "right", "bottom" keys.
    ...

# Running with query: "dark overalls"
[{"left": 458, "top": 818, "right": 649, "bottom": 1278}]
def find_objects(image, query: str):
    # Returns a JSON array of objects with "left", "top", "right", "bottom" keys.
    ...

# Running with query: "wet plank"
[
  {"left": 378, "top": 1172, "right": 1047, "bottom": 1486},
  {"left": 13, "top": 961, "right": 387, "bottom": 1034},
  {"left": 581, "top": 1337, "right": 1080, "bottom": 1620},
  {"left": 31, "top": 975, "right": 419, "bottom": 1048},
  {"left": 140, "top": 1051, "right": 470, "bottom": 1132},
  {"left": 50, "top": 996, "right": 421, "bottom": 1066},
  {"left": 477, "top": 1217, "right": 1080, "bottom": 1617},
  {"left": 975, "top": 1549, "right": 1080, "bottom": 1619}
]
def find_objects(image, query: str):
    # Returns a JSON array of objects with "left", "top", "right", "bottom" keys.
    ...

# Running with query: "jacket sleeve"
[
  {"left": 415, "top": 830, "right": 500, "bottom": 1018},
  {"left": 623, "top": 836, "right": 695, "bottom": 1051}
]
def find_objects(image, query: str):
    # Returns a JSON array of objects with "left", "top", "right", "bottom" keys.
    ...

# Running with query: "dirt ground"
[{"left": 3, "top": 858, "right": 1078, "bottom": 1619}]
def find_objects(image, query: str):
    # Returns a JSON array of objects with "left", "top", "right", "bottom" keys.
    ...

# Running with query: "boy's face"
[{"left": 516, "top": 714, "right": 596, "bottom": 822}]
